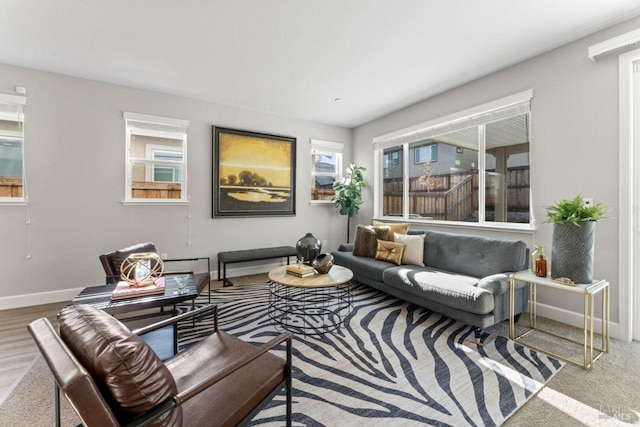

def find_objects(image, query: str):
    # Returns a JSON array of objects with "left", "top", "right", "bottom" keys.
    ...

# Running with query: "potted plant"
[
  {"left": 331, "top": 164, "right": 366, "bottom": 243},
  {"left": 545, "top": 195, "right": 607, "bottom": 283}
]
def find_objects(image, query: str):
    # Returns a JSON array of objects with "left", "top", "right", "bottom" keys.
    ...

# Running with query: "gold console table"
[{"left": 509, "top": 270, "right": 609, "bottom": 370}]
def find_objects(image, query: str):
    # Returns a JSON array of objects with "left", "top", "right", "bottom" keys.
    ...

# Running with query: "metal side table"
[{"left": 509, "top": 270, "right": 609, "bottom": 370}]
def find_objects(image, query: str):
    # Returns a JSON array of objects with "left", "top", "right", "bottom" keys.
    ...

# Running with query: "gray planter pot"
[{"left": 551, "top": 222, "right": 595, "bottom": 284}]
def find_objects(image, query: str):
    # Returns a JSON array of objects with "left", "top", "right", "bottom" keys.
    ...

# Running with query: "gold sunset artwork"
[{"left": 213, "top": 127, "right": 296, "bottom": 217}]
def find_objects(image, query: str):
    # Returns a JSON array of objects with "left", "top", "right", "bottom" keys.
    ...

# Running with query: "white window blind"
[
  {"left": 373, "top": 90, "right": 532, "bottom": 151},
  {"left": 124, "top": 111, "right": 188, "bottom": 137},
  {"left": 310, "top": 139, "right": 344, "bottom": 154}
]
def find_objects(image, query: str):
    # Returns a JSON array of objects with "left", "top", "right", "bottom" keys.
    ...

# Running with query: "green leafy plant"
[
  {"left": 545, "top": 195, "right": 607, "bottom": 225},
  {"left": 331, "top": 164, "right": 366, "bottom": 243}
]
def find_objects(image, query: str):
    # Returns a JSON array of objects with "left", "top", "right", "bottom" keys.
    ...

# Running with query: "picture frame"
[{"left": 212, "top": 126, "right": 296, "bottom": 217}]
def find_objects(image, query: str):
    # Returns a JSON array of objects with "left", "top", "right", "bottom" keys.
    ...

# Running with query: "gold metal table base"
[{"left": 509, "top": 271, "right": 609, "bottom": 370}]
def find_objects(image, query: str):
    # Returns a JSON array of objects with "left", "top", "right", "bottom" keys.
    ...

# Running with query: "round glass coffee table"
[{"left": 268, "top": 265, "right": 354, "bottom": 335}]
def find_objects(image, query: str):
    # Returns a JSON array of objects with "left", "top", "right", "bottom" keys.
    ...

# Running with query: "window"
[
  {"left": 124, "top": 112, "right": 188, "bottom": 203},
  {"left": 414, "top": 144, "right": 437, "bottom": 164},
  {"left": 374, "top": 91, "right": 532, "bottom": 226},
  {"left": 146, "top": 145, "right": 183, "bottom": 183},
  {"left": 0, "top": 93, "right": 27, "bottom": 203},
  {"left": 310, "top": 139, "right": 343, "bottom": 203}
]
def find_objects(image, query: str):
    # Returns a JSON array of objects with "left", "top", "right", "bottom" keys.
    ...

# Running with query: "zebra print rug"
[{"left": 179, "top": 282, "right": 562, "bottom": 426}]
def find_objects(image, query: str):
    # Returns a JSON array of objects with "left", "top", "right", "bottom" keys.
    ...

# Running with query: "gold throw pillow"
[
  {"left": 372, "top": 220, "right": 410, "bottom": 242},
  {"left": 375, "top": 239, "right": 406, "bottom": 265}
]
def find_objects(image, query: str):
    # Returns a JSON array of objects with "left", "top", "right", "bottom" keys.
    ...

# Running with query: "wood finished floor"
[
  {"left": 0, "top": 301, "right": 67, "bottom": 401},
  {"left": 0, "top": 276, "right": 260, "bottom": 402}
]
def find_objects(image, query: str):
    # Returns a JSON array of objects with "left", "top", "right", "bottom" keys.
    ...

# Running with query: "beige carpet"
[
  {"left": 0, "top": 355, "right": 80, "bottom": 426},
  {"left": 488, "top": 318, "right": 640, "bottom": 426}
]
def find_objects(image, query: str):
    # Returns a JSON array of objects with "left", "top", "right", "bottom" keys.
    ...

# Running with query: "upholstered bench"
[{"left": 217, "top": 246, "right": 297, "bottom": 286}]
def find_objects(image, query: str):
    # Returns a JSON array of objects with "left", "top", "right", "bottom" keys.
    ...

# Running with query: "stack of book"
[
  {"left": 286, "top": 263, "right": 316, "bottom": 278},
  {"left": 111, "top": 277, "right": 166, "bottom": 300}
]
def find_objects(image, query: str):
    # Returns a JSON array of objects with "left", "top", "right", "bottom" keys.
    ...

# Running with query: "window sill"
[
  {"left": 0, "top": 200, "right": 28, "bottom": 206},
  {"left": 374, "top": 216, "right": 536, "bottom": 235},
  {"left": 122, "top": 200, "right": 190, "bottom": 206}
]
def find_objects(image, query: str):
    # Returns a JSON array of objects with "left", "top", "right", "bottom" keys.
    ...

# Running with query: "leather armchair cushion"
[
  {"left": 111, "top": 242, "right": 158, "bottom": 276},
  {"left": 59, "top": 305, "right": 180, "bottom": 425},
  {"left": 167, "top": 330, "right": 287, "bottom": 426}
]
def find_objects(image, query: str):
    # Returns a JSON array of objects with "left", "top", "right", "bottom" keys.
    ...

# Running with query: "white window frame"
[
  {"left": 123, "top": 111, "right": 189, "bottom": 205},
  {"left": 373, "top": 90, "right": 533, "bottom": 230},
  {"left": 414, "top": 144, "right": 437, "bottom": 164},
  {"left": 0, "top": 92, "right": 27, "bottom": 205},
  {"left": 144, "top": 144, "right": 183, "bottom": 183},
  {"left": 310, "top": 139, "right": 344, "bottom": 205}
]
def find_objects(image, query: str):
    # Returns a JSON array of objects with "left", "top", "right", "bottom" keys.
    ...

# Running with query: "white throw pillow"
[{"left": 395, "top": 233, "right": 425, "bottom": 266}]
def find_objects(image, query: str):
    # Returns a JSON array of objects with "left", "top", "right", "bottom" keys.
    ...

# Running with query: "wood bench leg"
[{"left": 474, "top": 327, "right": 483, "bottom": 346}]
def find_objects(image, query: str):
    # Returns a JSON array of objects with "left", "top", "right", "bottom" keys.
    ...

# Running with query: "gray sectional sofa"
[{"left": 332, "top": 229, "right": 529, "bottom": 344}]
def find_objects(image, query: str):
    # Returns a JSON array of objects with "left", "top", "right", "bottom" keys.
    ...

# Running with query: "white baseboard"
[
  {"left": 0, "top": 260, "right": 287, "bottom": 310},
  {"left": 0, "top": 287, "right": 85, "bottom": 311},
  {"left": 533, "top": 301, "right": 620, "bottom": 340},
  {"left": 0, "top": 264, "right": 622, "bottom": 342}
]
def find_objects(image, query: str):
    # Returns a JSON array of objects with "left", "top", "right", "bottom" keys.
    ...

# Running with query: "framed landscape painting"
[{"left": 213, "top": 126, "right": 296, "bottom": 217}]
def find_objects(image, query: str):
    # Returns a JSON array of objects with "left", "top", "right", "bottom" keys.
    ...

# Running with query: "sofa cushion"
[
  {"left": 372, "top": 220, "right": 409, "bottom": 241},
  {"left": 333, "top": 250, "right": 396, "bottom": 283},
  {"left": 375, "top": 239, "right": 405, "bottom": 265},
  {"left": 394, "top": 232, "right": 425, "bottom": 266},
  {"left": 423, "top": 231, "right": 527, "bottom": 278},
  {"left": 353, "top": 225, "right": 389, "bottom": 258},
  {"left": 382, "top": 267, "right": 494, "bottom": 315},
  {"left": 59, "top": 304, "right": 180, "bottom": 425}
]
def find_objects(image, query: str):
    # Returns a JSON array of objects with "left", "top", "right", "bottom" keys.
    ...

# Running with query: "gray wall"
[
  {"left": 0, "top": 64, "right": 351, "bottom": 306},
  {"left": 2, "top": 15, "right": 636, "bottom": 335},
  {"left": 352, "top": 16, "right": 640, "bottom": 332}
]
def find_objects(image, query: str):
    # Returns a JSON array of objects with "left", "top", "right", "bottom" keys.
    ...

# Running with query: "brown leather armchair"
[
  {"left": 99, "top": 242, "right": 211, "bottom": 301},
  {"left": 28, "top": 304, "right": 292, "bottom": 426}
]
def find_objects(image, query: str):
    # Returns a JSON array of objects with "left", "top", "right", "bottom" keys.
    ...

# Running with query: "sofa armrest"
[
  {"left": 337, "top": 243, "right": 354, "bottom": 252},
  {"left": 477, "top": 273, "right": 510, "bottom": 295}
]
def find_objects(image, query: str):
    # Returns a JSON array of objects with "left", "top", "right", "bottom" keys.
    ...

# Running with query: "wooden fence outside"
[
  {"left": 383, "top": 166, "right": 529, "bottom": 220},
  {"left": 0, "top": 179, "right": 181, "bottom": 199},
  {"left": 131, "top": 181, "right": 181, "bottom": 199},
  {"left": 484, "top": 166, "right": 530, "bottom": 211},
  {"left": 0, "top": 178, "right": 183, "bottom": 199},
  {"left": 0, "top": 177, "right": 22, "bottom": 198},
  {"left": 311, "top": 189, "right": 335, "bottom": 201}
]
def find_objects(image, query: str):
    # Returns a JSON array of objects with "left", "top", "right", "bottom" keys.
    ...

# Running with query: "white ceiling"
[{"left": 2, "top": 1, "right": 640, "bottom": 128}]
